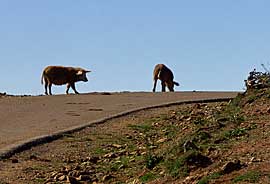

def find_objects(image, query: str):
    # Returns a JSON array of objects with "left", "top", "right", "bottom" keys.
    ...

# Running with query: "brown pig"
[
  {"left": 152, "top": 64, "right": 179, "bottom": 92},
  {"left": 41, "top": 66, "right": 91, "bottom": 95}
]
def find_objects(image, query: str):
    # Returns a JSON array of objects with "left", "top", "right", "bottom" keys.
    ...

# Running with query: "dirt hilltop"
[
  {"left": 2, "top": 90, "right": 269, "bottom": 183},
  {"left": 0, "top": 91, "right": 237, "bottom": 158}
]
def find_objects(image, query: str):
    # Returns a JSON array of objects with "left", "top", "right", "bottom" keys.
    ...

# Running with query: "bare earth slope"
[
  {"left": 1, "top": 89, "right": 270, "bottom": 183},
  {"left": 0, "top": 92, "right": 237, "bottom": 157}
]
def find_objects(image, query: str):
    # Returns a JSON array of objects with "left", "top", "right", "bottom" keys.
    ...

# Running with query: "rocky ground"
[{"left": 0, "top": 89, "right": 270, "bottom": 183}]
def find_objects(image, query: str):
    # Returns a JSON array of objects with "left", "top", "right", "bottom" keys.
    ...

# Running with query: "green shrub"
[
  {"left": 140, "top": 172, "right": 158, "bottom": 182},
  {"left": 145, "top": 154, "right": 163, "bottom": 169},
  {"left": 197, "top": 172, "right": 222, "bottom": 184}
]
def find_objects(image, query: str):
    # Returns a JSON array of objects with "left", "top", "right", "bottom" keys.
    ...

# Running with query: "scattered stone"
[
  {"left": 149, "top": 145, "right": 157, "bottom": 149},
  {"left": 103, "top": 152, "right": 117, "bottom": 158},
  {"left": 206, "top": 147, "right": 216, "bottom": 155},
  {"left": 44, "top": 179, "right": 54, "bottom": 184},
  {"left": 118, "top": 164, "right": 125, "bottom": 169},
  {"left": 29, "top": 154, "right": 38, "bottom": 160},
  {"left": 186, "top": 117, "right": 193, "bottom": 122},
  {"left": 11, "top": 158, "right": 19, "bottom": 163},
  {"left": 183, "top": 175, "right": 199, "bottom": 184},
  {"left": 111, "top": 144, "right": 123, "bottom": 148},
  {"left": 183, "top": 140, "right": 198, "bottom": 152},
  {"left": 64, "top": 165, "right": 73, "bottom": 172},
  {"left": 117, "top": 150, "right": 127, "bottom": 157},
  {"left": 128, "top": 179, "right": 140, "bottom": 184},
  {"left": 129, "top": 151, "right": 138, "bottom": 155},
  {"left": 67, "top": 176, "right": 80, "bottom": 184},
  {"left": 69, "top": 170, "right": 81, "bottom": 177},
  {"left": 159, "top": 170, "right": 165, "bottom": 175},
  {"left": 126, "top": 135, "right": 132, "bottom": 139},
  {"left": 186, "top": 152, "right": 212, "bottom": 167},
  {"left": 194, "top": 103, "right": 202, "bottom": 109},
  {"left": 102, "top": 174, "right": 114, "bottom": 182},
  {"left": 73, "top": 164, "right": 81, "bottom": 171},
  {"left": 50, "top": 171, "right": 58, "bottom": 178},
  {"left": 249, "top": 157, "right": 262, "bottom": 164},
  {"left": 64, "top": 157, "right": 75, "bottom": 164},
  {"left": 85, "top": 156, "right": 99, "bottom": 163},
  {"left": 221, "top": 160, "right": 243, "bottom": 174},
  {"left": 77, "top": 175, "right": 91, "bottom": 181},
  {"left": 58, "top": 175, "right": 66, "bottom": 181},
  {"left": 54, "top": 173, "right": 64, "bottom": 180},
  {"left": 157, "top": 138, "right": 167, "bottom": 144}
]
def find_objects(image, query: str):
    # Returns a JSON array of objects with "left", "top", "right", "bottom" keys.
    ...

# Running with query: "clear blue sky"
[{"left": 0, "top": 0, "right": 269, "bottom": 95}]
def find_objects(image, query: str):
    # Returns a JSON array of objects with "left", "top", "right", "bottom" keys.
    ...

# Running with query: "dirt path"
[{"left": 0, "top": 92, "right": 237, "bottom": 158}]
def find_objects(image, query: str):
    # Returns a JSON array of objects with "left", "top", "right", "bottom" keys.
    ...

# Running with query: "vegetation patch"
[
  {"left": 233, "top": 171, "right": 261, "bottom": 183},
  {"left": 128, "top": 124, "right": 152, "bottom": 133},
  {"left": 145, "top": 154, "right": 163, "bottom": 170},
  {"left": 198, "top": 172, "right": 222, "bottom": 184},
  {"left": 140, "top": 172, "right": 158, "bottom": 183}
]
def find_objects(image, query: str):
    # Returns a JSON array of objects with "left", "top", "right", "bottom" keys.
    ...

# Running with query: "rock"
[
  {"left": 157, "top": 138, "right": 167, "bottom": 144},
  {"left": 183, "top": 140, "right": 198, "bottom": 152},
  {"left": 74, "top": 164, "right": 81, "bottom": 170},
  {"left": 111, "top": 144, "right": 123, "bottom": 148},
  {"left": 118, "top": 150, "right": 127, "bottom": 156},
  {"left": 249, "top": 157, "right": 262, "bottom": 164},
  {"left": 77, "top": 175, "right": 92, "bottom": 181},
  {"left": 102, "top": 174, "right": 114, "bottom": 181},
  {"left": 129, "top": 151, "right": 138, "bottom": 155},
  {"left": 50, "top": 171, "right": 58, "bottom": 178},
  {"left": 44, "top": 178, "right": 54, "bottom": 184},
  {"left": 186, "top": 152, "right": 212, "bottom": 167},
  {"left": 54, "top": 173, "right": 64, "bottom": 180},
  {"left": 103, "top": 152, "right": 117, "bottom": 158},
  {"left": 126, "top": 135, "right": 132, "bottom": 139},
  {"left": 11, "top": 158, "right": 19, "bottom": 163},
  {"left": 221, "top": 160, "right": 243, "bottom": 174},
  {"left": 95, "top": 172, "right": 103, "bottom": 179},
  {"left": 29, "top": 154, "right": 38, "bottom": 160},
  {"left": 127, "top": 179, "right": 141, "bottom": 184},
  {"left": 85, "top": 156, "right": 99, "bottom": 163},
  {"left": 194, "top": 103, "right": 202, "bottom": 109},
  {"left": 67, "top": 176, "right": 80, "bottom": 184},
  {"left": 149, "top": 145, "right": 157, "bottom": 149},
  {"left": 58, "top": 175, "right": 66, "bottom": 181},
  {"left": 68, "top": 171, "right": 79, "bottom": 177},
  {"left": 64, "top": 165, "right": 73, "bottom": 172},
  {"left": 141, "top": 152, "right": 147, "bottom": 155},
  {"left": 206, "top": 147, "right": 216, "bottom": 155},
  {"left": 129, "top": 158, "right": 136, "bottom": 162}
]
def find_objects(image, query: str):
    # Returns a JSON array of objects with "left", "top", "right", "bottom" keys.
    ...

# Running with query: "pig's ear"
[{"left": 76, "top": 70, "right": 83, "bottom": 75}]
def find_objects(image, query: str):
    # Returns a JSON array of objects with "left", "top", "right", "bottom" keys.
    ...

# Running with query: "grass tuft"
[{"left": 233, "top": 171, "right": 261, "bottom": 183}]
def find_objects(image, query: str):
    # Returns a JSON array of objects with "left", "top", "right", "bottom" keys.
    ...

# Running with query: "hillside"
[{"left": 0, "top": 89, "right": 270, "bottom": 183}]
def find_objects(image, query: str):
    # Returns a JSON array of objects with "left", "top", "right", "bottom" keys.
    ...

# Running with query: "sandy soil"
[{"left": 0, "top": 92, "right": 237, "bottom": 158}]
